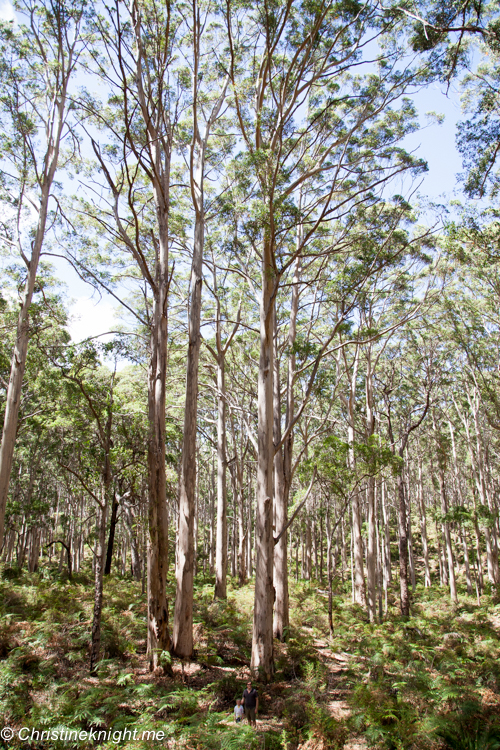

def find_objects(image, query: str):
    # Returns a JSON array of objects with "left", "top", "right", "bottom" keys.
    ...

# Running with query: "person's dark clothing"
[{"left": 242, "top": 688, "right": 258, "bottom": 709}]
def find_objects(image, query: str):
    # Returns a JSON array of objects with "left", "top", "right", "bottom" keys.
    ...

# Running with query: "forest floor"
[{"left": 1, "top": 564, "right": 500, "bottom": 750}]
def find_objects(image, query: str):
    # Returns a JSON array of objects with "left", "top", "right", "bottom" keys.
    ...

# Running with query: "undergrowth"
[{"left": 0, "top": 564, "right": 499, "bottom": 750}]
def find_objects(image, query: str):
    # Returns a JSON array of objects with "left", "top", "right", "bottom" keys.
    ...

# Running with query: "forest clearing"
[{"left": 2, "top": 0, "right": 500, "bottom": 747}]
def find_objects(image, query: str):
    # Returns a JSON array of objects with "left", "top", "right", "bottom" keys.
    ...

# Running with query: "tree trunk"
[
  {"left": 397, "top": 470, "right": 410, "bottom": 617},
  {"left": 214, "top": 357, "right": 228, "bottom": 599},
  {"left": 104, "top": 496, "right": 119, "bottom": 576},
  {"left": 124, "top": 502, "right": 142, "bottom": 582},
  {"left": 417, "top": 455, "right": 431, "bottom": 587},
  {"left": 460, "top": 524, "right": 473, "bottom": 595},
  {"left": 238, "top": 488, "right": 247, "bottom": 586},
  {"left": 438, "top": 463, "right": 458, "bottom": 603},
  {"left": 251, "top": 237, "right": 275, "bottom": 681},
  {"left": 381, "top": 479, "right": 391, "bottom": 586},
  {"left": 27, "top": 527, "right": 41, "bottom": 573},
  {"left": 173, "top": 202, "right": 204, "bottom": 657},
  {"left": 326, "top": 509, "right": 334, "bottom": 637},
  {"left": 146, "top": 225, "right": 172, "bottom": 667},
  {"left": 273, "top": 254, "right": 300, "bottom": 639},
  {"left": 90, "top": 498, "right": 108, "bottom": 672},
  {"left": 366, "top": 477, "right": 377, "bottom": 622},
  {"left": 173, "top": 60, "right": 227, "bottom": 655},
  {"left": 352, "top": 492, "right": 366, "bottom": 606}
]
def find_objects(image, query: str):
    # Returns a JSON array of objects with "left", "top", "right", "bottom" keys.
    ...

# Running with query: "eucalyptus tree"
[
  {"left": 76, "top": 0, "right": 188, "bottom": 669},
  {"left": 0, "top": 0, "right": 87, "bottom": 549},
  {"left": 173, "top": 0, "right": 230, "bottom": 659},
  {"left": 224, "top": 0, "right": 433, "bottom": 677}
]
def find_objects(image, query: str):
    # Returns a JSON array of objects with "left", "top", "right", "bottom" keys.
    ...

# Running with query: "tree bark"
[
  {"left": 397, "top": 471, "right": 410, "bottom": 617},
  {"left": 251, "top": 236, "right": 275, "bottom": 681},
  {"left": 104, "top": 496, "right": 119, "bottom": 576},
  {"left": 214, "top": 357, "right": 228, "bottom": 599},
  {"left": 273, "top": 254, "right": 300, "bottom": 640},
  {"left": 146, "top": 233, "right": 172, "bottom": 667},
  {"left": 366, "top": 477, "right": 377, "bottom": 621},
  {"left": 90, "top": 498, "right": 108, "bottom": 672}
]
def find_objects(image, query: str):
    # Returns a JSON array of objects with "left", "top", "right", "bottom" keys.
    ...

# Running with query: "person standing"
[
  {"left": 242, "top": 680, "right": 258, "bottom": 727},
  {"left": 234, "top": 698, "right": 244, "bottom": 723}
]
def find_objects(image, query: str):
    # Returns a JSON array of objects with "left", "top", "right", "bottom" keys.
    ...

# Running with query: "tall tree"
[
  {"left": 173, "top": 0, "right": 228, "bottom": 657},
  {"left": 0, "top": 0, "right": 86, "bottom": 547}
]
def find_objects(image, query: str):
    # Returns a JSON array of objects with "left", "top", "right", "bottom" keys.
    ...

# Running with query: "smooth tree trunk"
[
  {"left": 173, "top": 202, "right": 203, "bottom": 658},
  {"left": 439, "top": 473, "right": 457, "bottom": 603},
  {"left": 273, "top": 253, "right": 300, "bottom": 640},
  {"left": 124, "top": 501, "right": 142, "bottom": 582},
  {"left": 173, "top": 59, "right": 227, "bottom": 656},
  {"left": 397, "top": 470, "right": 410, "bottom": 617},
  {"left": 381, "top": 480, "right": 392, "bottom": 588},
  {"left": 407, "top": 485, "right": 416, "bottom": 593},
  {"left": 90, "top": 498, "right": 108, "bottom": 672},
  {"left": 326, "top": 508, "right": 334, "bottom": 637},
  {"left": 346, "top": 346, "right": 366, "bottom": 606},
  {"left": 366, "top": 477, "right": 377, "bottom": 621},
  {"left": 365, "top": 347, "right": 377, "bottom": 621},
  {"left": 273, "top": 333, "right": 288, "bottom": 639},
  {"left": 238, "top": 488, "right": 247, "bottom": 586},
  {"left": 352, "top": 493, "right": 366, "bottom": 606},
  {"left": 146, "top": 229, "right": 172, "bottom": 667},
  {"left": 251, "top": 236, "right": 275, "bottom": 681},
  {"left": 433, "top": 413, "right": 458, "bottom": 604},
  {"left": 214, "top": 358, "right": 228, "bottom": 599}
]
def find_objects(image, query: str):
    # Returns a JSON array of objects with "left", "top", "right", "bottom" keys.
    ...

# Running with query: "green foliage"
[
  {"left": 307, "top": 697, "right": 348, "bottom": 750},
  {"left": 350, "top": 681, "right": 423, "bottom": 750},
  {"left": 219, "top": 726, "right": 263, "bottom": 750},
  {"left": 275, "top": 631, "right": 320, "bottom": 679},
  {"left": 158, "top": 687, "right": 204, "bottom": 718},
  {"left": 436, "top": 701, "right": 500, "bottom": 750}
]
